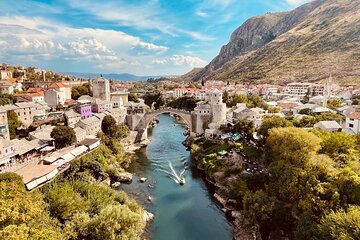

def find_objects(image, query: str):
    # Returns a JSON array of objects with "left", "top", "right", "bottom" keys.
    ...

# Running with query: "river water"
[{"left": 120, "top": 114, "right": 233, "bottom": 240}]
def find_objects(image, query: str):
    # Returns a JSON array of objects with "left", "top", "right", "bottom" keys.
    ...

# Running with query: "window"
[
  {"left": 349, "top": 124, "right": 354, "bottom": 128},
  {"left": 350, "top": 118, "right": 354, "bottom": 121}
]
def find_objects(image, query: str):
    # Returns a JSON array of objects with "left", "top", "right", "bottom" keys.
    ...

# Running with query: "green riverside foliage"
[
  {"left": 258, "top": 115, "right": 293, "bottom": 138},
  {"left": 167, "top": 96, "right": 198, "bottom": 111},
  {"left": 0, "top": 175, "right": 64, "bottom": 240},
  {"left": 192, "top": 125, "right": 360, "bottom": 239},
  {"left": 51, "top": 126, "right": 76, "bottom": 149},
  {"left": 7, "top": 110, "right": 21, "bottom": 139},
  {"left": 101, "top": 115, "right": 129, "bottom": 140},
  {"left": 0, "top": 142, "right": 145, "bottom": 240}
]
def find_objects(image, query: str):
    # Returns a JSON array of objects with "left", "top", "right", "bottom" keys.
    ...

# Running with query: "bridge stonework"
[{"left": 135, "top": 108, "right": 194, "bottom": 141}]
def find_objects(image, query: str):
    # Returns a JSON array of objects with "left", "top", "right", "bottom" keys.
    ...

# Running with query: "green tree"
[
  {"left": 293, "top": 116, "right": 317, "bottom": 128},
  {"left": 50, "top": 126, "right": 76, "bottom": 149},
  {"left": 317, "top": 206, "right": 360, "bottom": 240},
  {"left": 327, "top": 99, "right": 343, "bottom": 110},
  {"left": 299, "top": 108, "right": 313, "bottom": 115},
  {"left": 45, "top": 182, "right": 89, "bottom": 222},
  {"left": 315, "top": 131, "right": 358, "bottom": 162},
  {"left": 243, "top": 190, "right": 276, "bottom": 225},
  {"left": 101, "top": 115, "right": 117, "bottom": 137},
  {"left": 227, "top": 94, "right": 247, "bottom": 107},
  {"left": 7, "top": 110, "right": 21, "bottom": 139},
  {"left": 258, "top": 116, "right": 293, "bottom": 138},
  {"left": 71, "top": 83, "right": 91, "bottom": 100},
  {"left": 128, "top": 93, "right": 139, "bottom": 103},
  {"left": 267, "top": 106, "right": 280, "bottom": 113},
  {"left": 144, "top": 91, "right": 165, "bottom": 109},
  {"left": 101, "top": 116, "right": 129, "bottom": 140},
  {"left": 222, "top": 90, "right": 229, "bottom": 103},
  {"left": 266, "top": 127, "right": 321, "bottom": 165},
  {"left": 234, "top": 118, "right": 255, "bottom": 139},
  {"left": 167, "top": 96, "right": 197, "bottom": 111},
  {"left": 0, "top": 174, "right": 63, "bottom": 239}
]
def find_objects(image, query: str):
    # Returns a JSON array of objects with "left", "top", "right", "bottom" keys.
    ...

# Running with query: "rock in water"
[
  {"left": 143, "top": 210, "right": 154, "bottom": 222},
  {"left": 111, "top": 182, "right": 121, "bottom": 188},
  {"left": 117, "top": 172, "right": 133, "bottom": 183},
  {"left": 140, "top": 177, "right": 147, "bottom": 182}
]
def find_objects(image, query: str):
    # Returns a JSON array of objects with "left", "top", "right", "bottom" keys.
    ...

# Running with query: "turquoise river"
[{"left": 120, "top": 114, "right": 233, "bottom": 240}]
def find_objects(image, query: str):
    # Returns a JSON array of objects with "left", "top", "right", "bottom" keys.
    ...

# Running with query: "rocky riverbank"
[{"left": 184, "top": 136, "right": 262, "bottom": 240}]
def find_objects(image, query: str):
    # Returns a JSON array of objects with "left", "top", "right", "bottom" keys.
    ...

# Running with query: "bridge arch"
[{"left": 143, "top": 108, "right": 192, "bottom": 131}]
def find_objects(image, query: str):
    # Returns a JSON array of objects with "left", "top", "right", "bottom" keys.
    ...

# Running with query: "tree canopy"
[
  {"left": 258, "top": 115, "right": 293, "bottom": 139},
  {"left": 71, "top": 83, "right": 91, "bottom": 100},
  {"left": 101, "top": 115, "right": 129, "bottom": 140},
  {"left": 167, "top": 96, "right": 198, "bottom": 111},
  {"left": 143, "top": 91, "right": 165, "bottom": 109},
  {"left": 51, "top": 126, "right": 76, "bottom": 149},
  {"left": 7, "top": 110, "right": 21, "bottom": 139}
]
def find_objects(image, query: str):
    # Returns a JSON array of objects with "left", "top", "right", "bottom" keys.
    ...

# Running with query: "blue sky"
[{"left": 0, "top": 0, "right": 309, "bottom": 75}]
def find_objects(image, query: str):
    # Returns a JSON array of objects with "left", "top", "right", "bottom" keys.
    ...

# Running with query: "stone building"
[
  {"left": 191, "top": 89, "right": 227, "bottom": 134},
  {"left": 111, "top": 91, "right": 129, "bottom": 108},
  {"left": 91, "top": 77, "right": 110, "bottom": 101}
]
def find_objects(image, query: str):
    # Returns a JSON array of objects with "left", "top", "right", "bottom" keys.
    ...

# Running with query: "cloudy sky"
[{"left": 0, "top": 0, "right": 309, "bottom": 76}]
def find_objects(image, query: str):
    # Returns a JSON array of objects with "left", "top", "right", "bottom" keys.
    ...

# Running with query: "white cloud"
[
  {"left": 196, "top": 11, "right": 209, "bottom": 18},
  {"left": 152, "top": 55, "right": 206, "bottom": 67},
  {"left": 151, "top": 59, "right": 167, "bottom": 65},
  {"left": 65, "top": 0, "right": 214, "bottom": 41},
  {"left": 0, "top": 16, "right": 168, "bottom": 69}
]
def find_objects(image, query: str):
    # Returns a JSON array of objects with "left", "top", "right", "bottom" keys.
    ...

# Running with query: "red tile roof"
[
  {"left": 48, "top": 82, "right": 68, "bottom": 89},
  {"left": 348, "top": 112, "right": 360, "bottom": 120},
  {"left": 6, "top": 78, "right": 17, "bottom": 84},
  {"left": 27, "top": 87, "right": 44, "bottom": 93}
]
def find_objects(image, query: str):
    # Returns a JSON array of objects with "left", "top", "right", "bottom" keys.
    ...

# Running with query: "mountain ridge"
[
  {"left": 62, "top": 72, "right": 178, "bottom": 81},
  {"left": 189, "top": 0, "right": 360, "bottom": 85}
]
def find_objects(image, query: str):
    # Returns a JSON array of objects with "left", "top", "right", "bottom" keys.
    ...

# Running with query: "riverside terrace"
[{"left": 1, "top": 137, "right": 100, "bottom": 190}]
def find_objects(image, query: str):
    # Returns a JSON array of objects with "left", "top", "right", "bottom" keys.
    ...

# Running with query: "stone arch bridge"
[{"left": 136, "top": 108, "right": 193, "bottom": 141}]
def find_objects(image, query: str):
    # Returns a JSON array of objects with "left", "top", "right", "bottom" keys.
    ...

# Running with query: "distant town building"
[
  {"left": 345, "top": 112, "right": 360, "bottom": 134},
  {"left": 314, "top": 121, "right": 342, "bottom": 132}
]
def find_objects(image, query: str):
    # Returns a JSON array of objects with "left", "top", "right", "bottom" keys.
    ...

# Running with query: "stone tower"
[
  {"left": 208, "top": 89, "right": 226, "bottom": 124},
  {"left": 91, "top": 77, "right": 110, "bottom": 101}
]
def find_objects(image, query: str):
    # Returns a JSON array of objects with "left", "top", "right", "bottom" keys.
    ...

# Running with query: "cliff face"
[{"left": 191, "top": 0, "right": 360, "bottom": 85}]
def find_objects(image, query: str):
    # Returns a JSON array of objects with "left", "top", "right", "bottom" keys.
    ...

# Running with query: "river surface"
[{"left": 120, "top": 114, "right": 233, "bottom": 240}]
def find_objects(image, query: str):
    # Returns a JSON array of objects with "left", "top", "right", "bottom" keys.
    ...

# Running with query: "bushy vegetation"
[
  {"left": 0, "top": 93, "right": 14, "bottom": 106},
  {"left": 51, "top": 126, "right": 76, "bottom": 149},
  {"left": 7, "top": 110, "right": 21, "bottom": 139},
  {"left": 167, "top": 96, "right": 198, "bottom": 111},
  {"left": 0, "top": 142, "right": 145, "bottom": 240},
  {"left": 225, "top": 93, "right": 268, "bottom": 109},
  {"left": 101, "top": 115, "right": 129, "bottom": 140},
  {"left": 71, "top": 83, "right": 91, "bottom": 100},
  {"left": 238, "top": 127, "right": 360, "bottom": 239},
  {"left": 143, "top": 91, "right": 165, "bottom": 109}
]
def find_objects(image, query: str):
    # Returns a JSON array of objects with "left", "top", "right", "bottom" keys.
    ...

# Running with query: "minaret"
[{"left": 323, "top": 75, "right": 332, "bottom": 108}]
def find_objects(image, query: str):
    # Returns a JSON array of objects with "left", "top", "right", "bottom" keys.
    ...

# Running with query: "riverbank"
[
  {"left": 119, "top": 114, "right": 233, "bottom": 240},
  {"left": 183, "top": 135, "right": 262, "bottom": 240}
]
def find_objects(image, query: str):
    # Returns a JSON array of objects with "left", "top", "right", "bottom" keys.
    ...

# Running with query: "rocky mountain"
[{"left": 191, "top": 0, "right": 360, "bottom": 85}]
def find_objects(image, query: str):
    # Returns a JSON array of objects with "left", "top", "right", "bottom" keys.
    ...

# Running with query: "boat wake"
[{"left": 153, "top": 162, "right": 186, "bottom": 185}]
